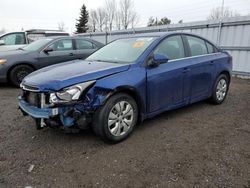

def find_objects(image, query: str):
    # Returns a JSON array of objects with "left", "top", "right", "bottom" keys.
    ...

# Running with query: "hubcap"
[
  {"left": 108, "top": 101, "right": 134, "bottom": 136},
  {"left": 16, "top": 68, "right": 31, "bottom": 83},
  {"left": 216, "top": 78, "right": 227, "bottom": 101}
]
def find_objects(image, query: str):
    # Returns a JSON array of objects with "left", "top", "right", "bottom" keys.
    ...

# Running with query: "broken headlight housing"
[{"left": 49, "top": 80, "right": 96, "bottom": 104}]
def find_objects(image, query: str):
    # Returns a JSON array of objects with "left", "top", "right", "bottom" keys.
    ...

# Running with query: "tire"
[
  {"left": 210, "top": 74, "right": 229, "bottom": 104},
  {"left": 92, "top": 93, "right": 138, "bottom": 143},
  {"left": 9, "top": 65, "right": 34, "bottom": 87}
]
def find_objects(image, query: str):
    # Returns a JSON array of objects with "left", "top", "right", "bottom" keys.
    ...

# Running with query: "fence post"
[
  {"left": 105, "top": 31, "right": 108, "bottom": 44},
  {"left": 217, "top": 21, "right": 223, "bottom": 46}
]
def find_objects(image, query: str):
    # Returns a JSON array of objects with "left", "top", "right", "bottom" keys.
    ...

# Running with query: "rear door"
[
  {"left": 74, "top": 39, "right": 98, "bottom": 59},
  {"left": 37, "top": 39, "right": 75, "bottom": 68},
  {"left": 183, "top": 35, "right": 216, "bottom": 103},
  {"left": 146, "top": 35, "right": 189, "bottom": 113}
]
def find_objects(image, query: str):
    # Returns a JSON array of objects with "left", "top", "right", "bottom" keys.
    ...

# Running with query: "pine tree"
[{"left": 75, "top": 4, "right": 89, "bottom": 33}]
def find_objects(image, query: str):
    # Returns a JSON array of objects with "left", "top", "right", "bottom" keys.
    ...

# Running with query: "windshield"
[
  {"left": 87, "top": 37, "right": 156, "bottom": 63},
  {"left": 22, "top": 38, "right": 52, "bottom": 51}
]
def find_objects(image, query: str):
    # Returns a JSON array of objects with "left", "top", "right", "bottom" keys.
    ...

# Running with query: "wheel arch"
[
  {"left": 218, "top": 70, "right": 231, "bottom": 84},
  {"left": 100, "top": 85, "right": 146, "bottom": 123},
  {"left": 7, "top": 62, "right": 36, "bottom": 81}
]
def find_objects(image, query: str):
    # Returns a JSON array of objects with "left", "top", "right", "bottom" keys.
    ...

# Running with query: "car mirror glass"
[
  {"left": 44, "top": 47, "right": 53, "bottom": 54},
  {"left": 148, "top": 53, "right": 169, "bottom": 67}
]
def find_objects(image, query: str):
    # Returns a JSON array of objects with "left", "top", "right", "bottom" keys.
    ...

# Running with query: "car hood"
[{"left": 22, "top": 60, "right": 130, "bottom": 91}]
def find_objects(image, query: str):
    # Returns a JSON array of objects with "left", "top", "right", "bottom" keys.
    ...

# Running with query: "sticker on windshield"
[{"left": 133, "top": 40, "right": 145, "bottom": 48}]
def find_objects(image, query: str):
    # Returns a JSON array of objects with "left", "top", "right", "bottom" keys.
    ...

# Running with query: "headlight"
[
  {"left": 0, "top": 59, "right": 7, "bottom": 65},
  {"left": 49, "top": 80, "right": 96, "bottom": 104}
]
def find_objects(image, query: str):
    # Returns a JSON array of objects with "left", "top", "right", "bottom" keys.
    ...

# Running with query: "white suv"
[{"left": 0, "top": 29, "right": 69, "bottom": 52}]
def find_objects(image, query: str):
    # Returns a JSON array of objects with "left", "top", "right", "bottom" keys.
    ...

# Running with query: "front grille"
[
  {"left": 24, "top": 91, "right": 40, "bottom": 107},
  {"left": 23, "top": 91, "right": 50, "bottom": 107}
]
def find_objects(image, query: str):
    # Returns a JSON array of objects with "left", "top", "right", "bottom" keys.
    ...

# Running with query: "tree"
[
  {"left": 147, "top": 17, "right": 171, "bottom": 26},
  {"left": 115, "top": 11, "right": 122, "bottom": 30},
  {"left": 105, "top": 0, "right": 117, "bottom": 31},
  {"left": 96, "top": 8, "right": 106, "bottom": 32},
  {"left": 75, "top": 4, "right": 89, "bottom": 33},
  {"left": 131, "top": 12, "right": 139, "bottom": 28},
  {"left": 58, "top": 21, "right": 65, "bottom": 31},
  {"left": 158, "top": 17, "right": 171, "bottom": 25},
  {"left": 207, "top": 7, "right": 240, "bottom": 20},
  {"left": 89, "top": 10, "right": 98, "bottom": 32},
  {"left": 147, "top": 17, "right": 156, "bottom": 27},
  {"left": 119, "top": 0, "right": 138, "bottom": 29}
]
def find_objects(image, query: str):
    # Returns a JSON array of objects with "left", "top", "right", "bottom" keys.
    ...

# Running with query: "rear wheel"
[
  {"left": 92, "top": 93, "right": 138, "bottom": 143},
  {"left": 9, "top": 65, "right": 34, "bottom": 87},
  {"left": 210, "top": 74, "right": 229, "bottom": 104}
]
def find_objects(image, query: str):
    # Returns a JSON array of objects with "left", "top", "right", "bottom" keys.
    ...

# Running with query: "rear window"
[
  {"left": 206, "top": 42, "right": 216, "bottom": 54},
  {"left": 187, "top": 36, "right": 208, "bottom": 56},
  {"left": 76, "top": 39, "right": 94, "bottom": 49}
]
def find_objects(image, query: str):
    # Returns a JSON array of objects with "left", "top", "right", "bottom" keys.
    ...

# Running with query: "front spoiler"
[{"left": 18, "top": 96, "right": 59, "bottom": 119}]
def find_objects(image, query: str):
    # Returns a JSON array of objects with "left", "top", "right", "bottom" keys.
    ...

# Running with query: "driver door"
[
  {"left": 146, "top": 35, "right": 189, "bottom": 113},
  {"left": 37, "top": 39, "right": 75, "bottom": 68}
]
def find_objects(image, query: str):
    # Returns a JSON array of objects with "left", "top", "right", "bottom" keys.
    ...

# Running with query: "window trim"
[{"left": 168, "top": 52, "right": 221, "bottom": 63}]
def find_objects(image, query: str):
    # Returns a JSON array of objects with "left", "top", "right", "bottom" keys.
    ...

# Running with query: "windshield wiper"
[{"left": 89, "top": 59, "right": 121, "bottom": 64}]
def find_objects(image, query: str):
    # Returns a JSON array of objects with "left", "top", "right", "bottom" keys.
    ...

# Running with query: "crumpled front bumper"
[
  {"left": 18, "top": 96, "right": 59, "bottom": 119},
  {"left": 18, "top": 95, "right": 90, "bottom": 129}
]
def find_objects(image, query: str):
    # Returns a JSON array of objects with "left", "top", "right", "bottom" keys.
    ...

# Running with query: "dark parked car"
[
  {"left": 18, "top": 32, "right": 232, "bottom": 143},
  {"left": 0, "top": 36, "right": 104, "bottom": 86},
  {"left": 0, "top": 29, "right": 69, "bottom": 52}
]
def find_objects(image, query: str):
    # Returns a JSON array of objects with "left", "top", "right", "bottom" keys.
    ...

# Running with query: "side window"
[
  {"left": 27, "top": 33, "right": 46, "bottom": 43},
  {"left": 0, "top": 33, "right": 26, "bottom": 45},
  {"left": 186, "top": 36, "right": 208, "bottom": 56},
  {"left": 76, "top": 39, "right": 94, "bottom": 49},
  {"left": 154, "top": 35, "right": 185, "bottom": 60},
  {"left": 206, "top": 42, "right": 215, "bottom": 54},
  {"left": 49, "top": 39, "right": 73, "bottom": 51}
]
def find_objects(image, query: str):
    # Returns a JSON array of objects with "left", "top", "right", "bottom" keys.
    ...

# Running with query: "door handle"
[
  {"left": 209, "top": 61, "right": 214, "bottom": 65},
  {"left": 69, "top": 53, "right": 74, "bottom": 56},
  {"left": 182, "top": 67, "right": 190, "bottom": 73}
]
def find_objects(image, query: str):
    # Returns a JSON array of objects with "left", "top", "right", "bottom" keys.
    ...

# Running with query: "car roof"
[
  {"left": 115, "top": 31, "right": 217, "bottom": 46},
  {"left": 118, "top": 31, "right": 199, "bottom": 38},
  {"left": 36, "top": 36, "right": 104, "bottom": 46}
]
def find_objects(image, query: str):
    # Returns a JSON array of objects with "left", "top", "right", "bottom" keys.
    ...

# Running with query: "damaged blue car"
[{"left": 18, "top": 32, "right": 232, "bottom": 143}]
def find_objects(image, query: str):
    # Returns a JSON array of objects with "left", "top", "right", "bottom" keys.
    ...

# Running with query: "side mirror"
[
  {"left": 44, "top": 47, "right": 53, "bottom": 54},
  {"left": 0, "top": 40, "right": 5, "bottom": 46},
  {"left": 148, "top": 53, "right": 169, "bottom": 67}
]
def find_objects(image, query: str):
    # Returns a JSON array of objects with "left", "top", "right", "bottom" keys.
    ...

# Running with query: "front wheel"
[
  {"left": 210, "top": 74, "right": 229, "bottom": 104},
  {"left": 9, "top": 65, "right": 34, "bottom": 87},
  {"left": 92, "top": 93, "right": 138, "bottom": 143}
]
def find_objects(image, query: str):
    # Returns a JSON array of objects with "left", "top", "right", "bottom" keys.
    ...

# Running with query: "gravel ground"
[{"left": 0, "top": 78, "right": 249, "bottom": 188}]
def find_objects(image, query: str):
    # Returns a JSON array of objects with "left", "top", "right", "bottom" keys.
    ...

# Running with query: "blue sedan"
[{"left": 18, "top": 32, "right": 232, "bottom": 143}]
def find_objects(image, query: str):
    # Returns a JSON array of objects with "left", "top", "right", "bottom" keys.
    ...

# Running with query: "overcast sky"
[{"left": 0, "top": 0, "right": 249, "bottom": 33}]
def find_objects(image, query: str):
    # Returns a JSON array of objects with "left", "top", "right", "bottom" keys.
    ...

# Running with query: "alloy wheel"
[{"left": 216, "top": 78, "right": 227, "bottom": 101}]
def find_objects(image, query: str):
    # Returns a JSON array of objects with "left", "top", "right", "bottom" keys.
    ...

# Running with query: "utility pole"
[{"left": 217, "top": 0, "right": 225, "bottom": 45}]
